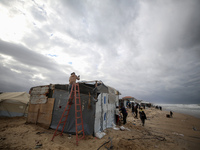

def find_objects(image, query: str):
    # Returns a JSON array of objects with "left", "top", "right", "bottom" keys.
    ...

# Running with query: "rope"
[
  {"left": 97, "top": 137, "right": 113, "bottom": 150},
  {"left": 123, "top": 135, "right": 166, "bottom": 141}
]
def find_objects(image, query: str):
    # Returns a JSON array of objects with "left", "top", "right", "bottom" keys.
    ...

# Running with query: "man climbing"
[{"left": 69, "top": 72, "right": 80, "bottom": 93}]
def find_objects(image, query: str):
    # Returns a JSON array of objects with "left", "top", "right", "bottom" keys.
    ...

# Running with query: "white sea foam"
[{"left": 155, "top": 104, "right": 200, "bottom": 118}]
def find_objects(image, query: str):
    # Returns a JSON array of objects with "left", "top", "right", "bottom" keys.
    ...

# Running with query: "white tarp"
[
  {"left": 94, "top": 93, "right": 117, "bottom": 134},
  {"left": 0, "top": 92, "right": 30, "bottom": 117},
  {"left": 0, "top": 92, "right": 30, "bottom": 104}
]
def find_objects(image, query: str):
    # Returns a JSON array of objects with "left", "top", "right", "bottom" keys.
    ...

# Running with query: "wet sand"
[{"left": 0, "top": 107, "right": 200, "bottom": 150}]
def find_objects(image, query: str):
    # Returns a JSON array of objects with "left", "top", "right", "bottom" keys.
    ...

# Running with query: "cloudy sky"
[{"left": 0, "top": 0, "right": 200, "bottom": 104}]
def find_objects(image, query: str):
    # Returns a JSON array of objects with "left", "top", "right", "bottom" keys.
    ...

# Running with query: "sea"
[{"left": 155, "top": 104, "right": 200, "bottom": 119}]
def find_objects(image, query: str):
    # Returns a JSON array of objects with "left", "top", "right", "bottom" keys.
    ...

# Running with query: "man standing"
[
  {"left": 135, "top": 104, "right": 138, "bottom": 118},
  {"left": 69, "top": 72, "right": 80, "bottom": 93},
  {"left": 131, "top": 103, "right": 135, "bottom": 115},
  {"left": 170, "top": 111, "right": 173, "bottom": 118},
  {"left": 140, "top": 111, "right": 147, "bottom": 126},
  {"left": 115, "top": 106, "right": 120, "bottom": 125},
  {"left": 120, "top": 105, "right": 128, "bottom": 125}
]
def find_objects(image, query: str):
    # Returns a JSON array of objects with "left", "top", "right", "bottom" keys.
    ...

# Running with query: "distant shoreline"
[{"left": 154, "top": 103, "right": 200, "bottom": 119}]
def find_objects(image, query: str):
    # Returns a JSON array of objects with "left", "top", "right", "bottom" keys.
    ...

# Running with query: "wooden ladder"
[{"left": 51, "top": 83, "right": 85, "bottom": 145}]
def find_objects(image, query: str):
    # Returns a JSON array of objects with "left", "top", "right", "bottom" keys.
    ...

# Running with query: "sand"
[{"left": 0, "top": 108, "right": 200, "bottom": 150}]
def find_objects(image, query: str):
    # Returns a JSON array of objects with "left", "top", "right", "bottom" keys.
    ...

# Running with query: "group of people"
[
  {"left": 115, "top": 105, "right": 128, "bottom": 125},
  {"left": 115, "top": 103, "right": 147, "bottom": 126},
  {"left": 115, "top": 106, "right": 128, "bottom": 124}
]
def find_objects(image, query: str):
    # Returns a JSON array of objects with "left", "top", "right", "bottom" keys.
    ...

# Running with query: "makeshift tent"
[
  {"left": 0, "top": 92, "right": 30, "bottom": 117},
  {"left": 27, "top": 81, "right": 121, "bottom": 135},
  {"left": 119, "top": 96, "right": 133, "bottom": 107},
  {"left": 140, "top": 100, "right": 152, "bottom": 107}
]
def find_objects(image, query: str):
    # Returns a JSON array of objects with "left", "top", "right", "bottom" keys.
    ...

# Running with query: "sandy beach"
[{"left": 0, "top": 107, "right": 200, "bottom": 150}]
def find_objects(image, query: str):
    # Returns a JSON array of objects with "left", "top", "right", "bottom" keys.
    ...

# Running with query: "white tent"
[{"left": 0, "top": 92, "right": 30, "bottom": 117}]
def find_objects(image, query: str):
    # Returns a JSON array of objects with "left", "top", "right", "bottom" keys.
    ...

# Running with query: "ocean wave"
[
  {"left": 156, "top": 104, "right": 200, "bottom": 109},
  {"left": 155, "top": 104, "right": 200, "bottom": 118}
]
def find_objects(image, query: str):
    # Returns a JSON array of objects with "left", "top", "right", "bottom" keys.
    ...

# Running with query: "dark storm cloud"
[
  {"left": 0, "top": 40, "right": 72, "bottom": 92},
  {"left": 0, "top": 40, "right": 58, "bottom": 70},
  {"left": 0, "top": 64, "right": 33, "bottom": 92}
]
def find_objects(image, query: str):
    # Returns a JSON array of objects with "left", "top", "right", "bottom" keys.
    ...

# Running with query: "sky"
[{"left": 0, "top": 0, "right": 200, "bottom": 104}]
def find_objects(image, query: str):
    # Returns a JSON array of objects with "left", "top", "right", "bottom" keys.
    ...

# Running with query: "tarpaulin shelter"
[
  {"left": 26, "top": 81, "right": 121, "bottom": 135},
  {"left": 120, "top": 96, "right": 137, "bottom": 107},
  {"left": 140, "top": 100, "right": 152, "bottom": 107},
  {"left": 0, "top": 92, "right": 30, "bottom": 117}
]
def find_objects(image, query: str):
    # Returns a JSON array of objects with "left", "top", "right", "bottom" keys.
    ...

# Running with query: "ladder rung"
[
  {"left": 78, "top": 130, "right": 83, "bottom": 134},
  {"left": 77, "top": 123, "right": 82, "bottom": 126},
  {"left": 63, "top": 115, "right": 68, "bottom": 118},
  {"left": 76, "top": 116, "right": 81, "bottom": 119},
  {"left": 55, "top": 133, "right": 61, "bottom": 136},
  {"left": 60, "top": 121, "right": 66, "bottom": 124},
  {"left": 77, "top": 136, "right": 85, "bottom": 141}
]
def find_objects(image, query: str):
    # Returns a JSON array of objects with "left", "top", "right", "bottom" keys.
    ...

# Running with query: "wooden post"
[{"left": 95, "top": 81, "right": 98, "bottom": 99}]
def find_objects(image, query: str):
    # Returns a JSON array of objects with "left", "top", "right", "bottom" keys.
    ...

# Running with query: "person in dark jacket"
[
  {"left": 135, "top": 104, "right": 138, "bottom": 118},
  {"left": 170, "top": 111, "right": 173, "bottom": 118},
  {"left": 120, "top": 106, "right": 128, "bottom": 125},
  {"left": 140, "top": 111, "right": 147, "bottom": 126},
  {"left": 131, "top": 103, "right": 135, "bottom": 114}
]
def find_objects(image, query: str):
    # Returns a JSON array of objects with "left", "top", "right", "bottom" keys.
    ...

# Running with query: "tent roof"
[
  {"left": 0, "top": 92, "right": 30, "bottom": 104},
  {"left": 122, "top": 96, "right": 135, "bottom": 99},
  {"left": 79, "top": 80, "right": 121, "bottom": 95},
  {"left": 140, "top": 101, "right": 151, "bottom": 104}
]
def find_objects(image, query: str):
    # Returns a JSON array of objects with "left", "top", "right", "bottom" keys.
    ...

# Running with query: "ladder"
[{"left": 51, "top": 83, "right": 85, "bottom": 145}]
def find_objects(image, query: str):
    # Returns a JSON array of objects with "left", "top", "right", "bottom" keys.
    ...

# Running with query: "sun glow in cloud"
[
  {"left": 0, "top": 6, "right": 27, "bottom": 42},
  {"left": 32, "top": 74, "right": 46, "bottom": 80}
]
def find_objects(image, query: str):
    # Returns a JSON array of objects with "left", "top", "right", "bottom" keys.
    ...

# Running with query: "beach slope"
[{"left": 0, "top": 108, "right": 200, "bottom": 150}]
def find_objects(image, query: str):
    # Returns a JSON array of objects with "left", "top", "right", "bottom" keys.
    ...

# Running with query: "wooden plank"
[
  {"left": 39, "top": 98, "right": 54, "bottom": 113},
  {"left": 27, "top": 112, "right": 38, "bottom": 123},
  {"left": 27, "top": 98, "right": 55, "bottom": 128},
  {"left": 28, "top": 104, "right": 40, "bottom": 112}
]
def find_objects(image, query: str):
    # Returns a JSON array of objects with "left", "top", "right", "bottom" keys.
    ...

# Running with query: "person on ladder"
[
  {"left": 69, "top": 72, "right": 80, "bottom": 93},
  {"left": 52, "top": 72, "right": 85, "bottom": 145}
]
